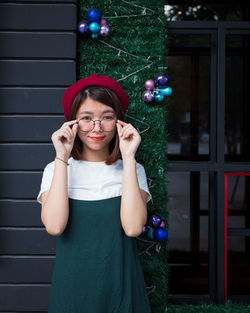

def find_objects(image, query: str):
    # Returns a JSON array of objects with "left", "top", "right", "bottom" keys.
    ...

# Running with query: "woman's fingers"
[
  {"left": 59, "top": 120, "right": 78, "bottom": 141},
  {"left": 62, "top": 119, "right": 77, "bottom": 127},
  {"left": 122, "top": 127, "right": 135, "bottom": 139},
  {"left": 119, "top": 124, "right": 133, "bottom": 138},
  {"left": 71, "top": 123, "right": 79, "bottom": 136}
]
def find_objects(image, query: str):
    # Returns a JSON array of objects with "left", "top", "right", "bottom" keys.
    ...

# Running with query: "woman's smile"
[{"left": 89, "top": 136, "right": 105, "bottom": 141}]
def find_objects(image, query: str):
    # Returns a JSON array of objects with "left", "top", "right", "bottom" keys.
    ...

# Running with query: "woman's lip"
[{"left": 90, "top": 136, "right": 105, "bottom": 140}]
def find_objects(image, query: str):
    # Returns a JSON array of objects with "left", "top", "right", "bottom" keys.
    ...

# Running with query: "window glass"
[
  {"left": 225, "top": 35, "right": 250, "bottom": 162},
  {"left": 167, "top": 35, "right": 210, "bottom": 161},
  {"left": 227, "top": 175, "right": 250, "bottom": 295},
  {"left": 167, "top": 172, "right": 209, "bottom": 294}
]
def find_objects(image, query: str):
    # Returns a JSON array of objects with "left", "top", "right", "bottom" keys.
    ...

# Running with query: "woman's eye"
[
  {"left": 81, "top": 116, "right": 91, "bottom": 121},
  {"left": 103, "top": 116, "right": 114, "bottom": 120}
]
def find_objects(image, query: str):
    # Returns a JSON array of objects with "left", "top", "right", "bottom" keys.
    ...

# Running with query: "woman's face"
[{"left": 75, "top": 98, "right": 117, "bottom": 153}]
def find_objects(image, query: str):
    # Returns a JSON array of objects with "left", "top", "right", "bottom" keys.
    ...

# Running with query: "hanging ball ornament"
[
  {"left": 154, "top": 73, "right": 169, "bottom": 88},
  {"left": 142, "top": 90, "right": 153, "bottom": 102},
  {"left": 142, "top": 73, "right": 172, "bottom": 104},
  {"left": 78, "top": 9, "right": 110, "bottom": 39},
  {"left": 89, "top": 22, "right": 100, "bottom": 34},
  {"left": 87, "top": 9, "right": 102, "bottom": 23},
  {"left": 142, "top": 226, "right": 148, "bottom": 233},
  {"left": 160, "top": 220, "right": 165, "bottom": 228},
  {"left": 160, "top": 86, "right": 173, "bottom": 97},
  {"left": 147, "top": 228, "right": 154, "bottom": 240},
  {"left": 153, "top": 227, "right": 168, "bottom": 242},
  {"left": 155, "top": 93, "right": 164, "bottom": 102},
  {"left": 78, "top": 21, "right": 89, "bottom": 35},
  {"left": 100, "top": 18, "right": 107, "bottom": 25},
  {"left": 145, "top": 80, "right": 155, "bottom": 91},
  {"left": 149, "top": 214, "right": 162, "bottom": 228},
  {"left": 100, "top": 24, "right": 110, "bottom": 37},
  {"left": 143, "top": 213, "right": 168, "bottom": 242}
]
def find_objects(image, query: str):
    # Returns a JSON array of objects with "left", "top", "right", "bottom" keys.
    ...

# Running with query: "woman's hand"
[
  {"left": 116, "top": 120, "right": 141, "bottom": 159},
  {"left": 51, "top": 120, "right": 79, "bottom": 160}
]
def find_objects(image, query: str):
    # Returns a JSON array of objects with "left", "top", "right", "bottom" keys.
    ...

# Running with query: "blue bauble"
[
  {"left": 153, "top": 227, "right": 168, "bottom": 242},
  {"left": 155, "top": 93, "right": 164, "bottom": 102},
  {"left": 147, "top": 228, "right": 154, "bottom": 239},
  {"left": 87, "top": 9, "right": 102, "bottom": 23},
  {"left": 160, "top": 86, "right": 173, "bottom": 96},
  {"left": 155, "top": 73, "right": 169, "bottom": 88},
  {"left": 78, "top": 21, "right": 89, "bottom": 34},
  {"left": 149, "top": 214, "right": 162, "bottom": 228},
  {"left": 89, "top": 22, "right": 100, "bottom": 34}
]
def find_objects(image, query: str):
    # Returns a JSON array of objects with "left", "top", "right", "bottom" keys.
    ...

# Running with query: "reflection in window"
[
  {"left": 227, "top": 175, "right": 250, "bottom": 295},
  {"left": 167, "top": 172, "right": 209, "bottom": 294},
  {"left": 225, "top": 35, "right": 250, "bottom": 161},
  {"left": 164, "top": 3, "right": 247, "bottom": 21},
  {"left": 167, "top": 35, "right": 210, "bottom": 161}
]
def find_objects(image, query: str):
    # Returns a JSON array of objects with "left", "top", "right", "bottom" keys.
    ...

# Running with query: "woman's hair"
[{"left": 68, "top": 86, "right": 125, "bottom": 165}]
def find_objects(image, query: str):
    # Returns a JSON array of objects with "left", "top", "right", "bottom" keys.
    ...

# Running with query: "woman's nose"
[{"left": 92, "top": 120, "right": 102, "bottom": 131}]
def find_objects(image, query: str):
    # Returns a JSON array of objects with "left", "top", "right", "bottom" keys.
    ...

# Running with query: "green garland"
[
  {"left": 78, "top": 1, "right": 168, "bottom": 312},
  {"left": 167, "top": 302, "right": 250, "bottom": 313}
]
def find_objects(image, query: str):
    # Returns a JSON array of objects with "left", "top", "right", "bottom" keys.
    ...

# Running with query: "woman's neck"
[{"left": 79, "top": 149, "right": 109, "bottom": 162}]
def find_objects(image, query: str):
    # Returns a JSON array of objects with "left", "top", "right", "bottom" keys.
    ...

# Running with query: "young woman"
[{"left": 37, "top": 74, "right": 152, "bottom": 313}]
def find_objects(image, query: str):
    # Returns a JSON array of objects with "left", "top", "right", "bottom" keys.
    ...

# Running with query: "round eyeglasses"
[{"left": 76, "top": 116, "right": 117, "bottom": 132}]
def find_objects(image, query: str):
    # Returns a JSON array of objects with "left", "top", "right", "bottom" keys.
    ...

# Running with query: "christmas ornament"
[
  {"left": 142, "top": 73, "right": 172, "bottom": 104},
  {"left": 78, "top": 21, "right": 89, "bottom": 35},
  {"left": 143, "top": 213, "right": 168, "bottom": 242},
  {"left": 148, "top": 214, "right": 161, "bottom": 228},
  {"left": 147, "top": 228, "right": 154, "bottom": 240},
  {"left": 153, "top": 227, "right": 168, "bottom": 242},
  {"left": 78, "top": 9, "right": 110, "bottom": 39}
]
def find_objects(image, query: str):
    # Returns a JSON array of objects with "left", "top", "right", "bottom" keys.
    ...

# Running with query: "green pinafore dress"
[{"left": 48, "top": 196, "right": 151, "bottom": 313}]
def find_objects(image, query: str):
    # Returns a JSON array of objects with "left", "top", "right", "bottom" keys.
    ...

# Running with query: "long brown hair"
[{"left": 68, "top": 86, "right": 125, "bottom": 165}]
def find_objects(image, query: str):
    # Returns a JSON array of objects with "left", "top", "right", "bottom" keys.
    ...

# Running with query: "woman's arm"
[
  {"left": 41, "top": 119, "right": 78, "bottom": 236},
  {"left": 120, "top": 157, "right": 148, "bottom": 237},
  {"left": 41, "top": 158, "right": 69, "bottom": 236},
  {"left": 115, "top": 119, "right": 150, "bottom": 237}
]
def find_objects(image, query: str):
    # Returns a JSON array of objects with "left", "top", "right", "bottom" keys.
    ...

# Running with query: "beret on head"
[{"left": 62, "top": 74, "right": 129, "bottom": 120}]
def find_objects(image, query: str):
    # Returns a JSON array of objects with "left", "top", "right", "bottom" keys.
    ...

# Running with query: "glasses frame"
[{"left": 76, "top": 117, "right": 118, "bottom": 133}]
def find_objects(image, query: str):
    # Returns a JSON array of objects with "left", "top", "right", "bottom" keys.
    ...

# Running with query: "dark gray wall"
[{"left": 0, "top": 1, "right": 77, "bottom": 311}]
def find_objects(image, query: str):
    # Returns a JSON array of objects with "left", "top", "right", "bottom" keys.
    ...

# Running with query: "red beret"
[{"left": 62, "top": 74, "right": 129, "bottom": 120}]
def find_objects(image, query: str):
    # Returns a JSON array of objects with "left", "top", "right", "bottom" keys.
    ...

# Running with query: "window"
[{"left": 166, "top": 17, "right": 250, "bottom": 304}]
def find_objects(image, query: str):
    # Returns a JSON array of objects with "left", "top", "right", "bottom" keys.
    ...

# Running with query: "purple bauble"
[
  {"left": 87, "top": 9, "right": 102, "bottom": 23},
  {"left": 160, "top": 220, "right": 165, "bottom": 228},
  {"left": 153, "top": 227, "right": 168, "bottom": 242},
  {"left": 145, "top": 79, "right": 155, "bottom": 90},
  {"left": 142, "top": 226, "right": 148, "bottom": 233},
  {"left": 155, "top": 73, "right": 169, "bottom": 88},
  {"left": 100, "top": 24, "right": 110, "bottom": 37},
  {"left": 149, "top": 214, "right": 162, "bottom": 228},
  {"left": 78, "top": 21, "right": 89, "bottom": 34},
  {"left": 142, "top": 90, "right": 153, "bottom": 102},
  {"left": 100, "top": 18, "right": 107, "bottom": 26}
]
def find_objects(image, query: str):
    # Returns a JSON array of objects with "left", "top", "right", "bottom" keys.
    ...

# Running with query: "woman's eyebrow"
[{"left": 79, "top": 109, "right": 115, "bottom": 115}]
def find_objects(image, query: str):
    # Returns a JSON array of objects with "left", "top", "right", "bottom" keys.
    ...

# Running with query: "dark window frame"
[{"left": 167, "top": 21, "right": 250, "bottom": 304}]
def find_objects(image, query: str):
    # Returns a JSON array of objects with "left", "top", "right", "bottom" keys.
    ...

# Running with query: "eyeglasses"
[{"left": 76, "top": 116, "right": 117, "bottom": 132}]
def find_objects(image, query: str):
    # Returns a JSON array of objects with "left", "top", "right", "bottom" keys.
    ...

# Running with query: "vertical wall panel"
[{"left": 0, "top": 1, "right": 77, "bottom": 311}]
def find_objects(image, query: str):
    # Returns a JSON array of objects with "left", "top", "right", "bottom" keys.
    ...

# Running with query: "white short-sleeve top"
[{"left": 37, "top": 157, "right": 152, "bottom": 204}]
